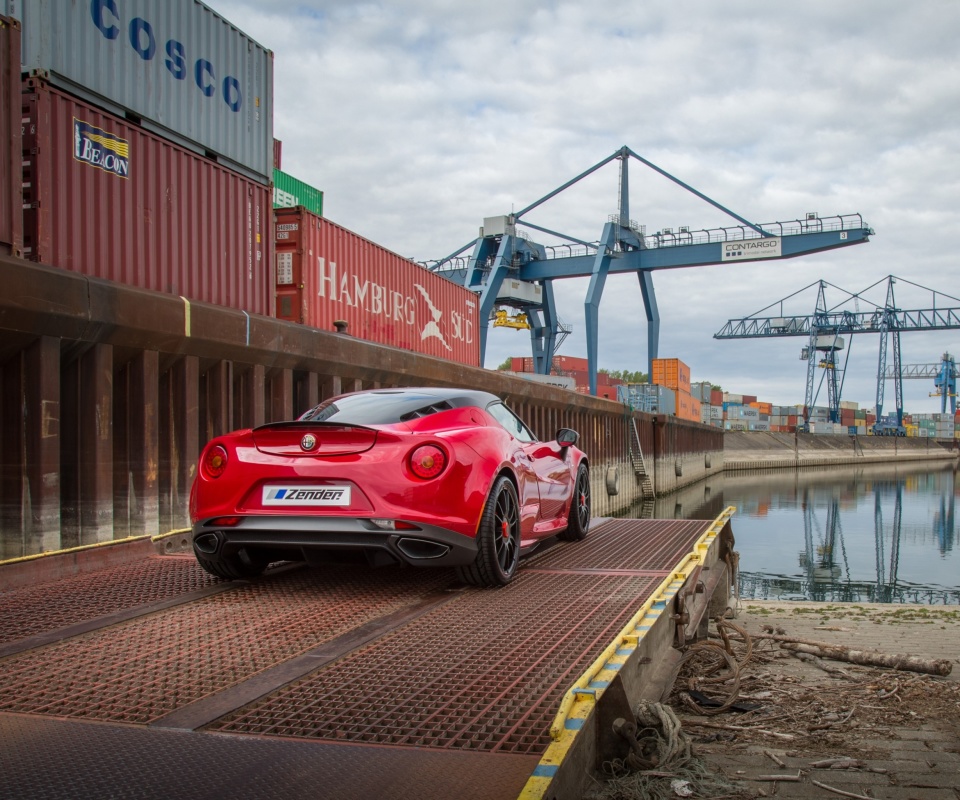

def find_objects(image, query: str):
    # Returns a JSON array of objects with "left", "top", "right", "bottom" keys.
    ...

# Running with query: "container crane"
[
  {"left": 715, "top": 276, "right": 960, "bottom": 434},
  {"left": 426, "top": 146, "right": 872, "bottom": 395},
  {"left": 884, "top": 352, "right": 957, "bottom": 415}
]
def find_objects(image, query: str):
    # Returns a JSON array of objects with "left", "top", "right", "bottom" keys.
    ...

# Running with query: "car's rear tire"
[
  {"left": 559, "top": 463, "right": 590, "bottom": 541},
  {"left": 194, "top": 548, "right": 267, "bottom": 580},
  {"left": 456, "top": 475, "right": 521, "bottom": 587}
]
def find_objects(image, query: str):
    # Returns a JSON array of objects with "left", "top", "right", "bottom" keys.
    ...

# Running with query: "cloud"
[{"left": 210, "top": 0, "right": 960, "bottom": 413}]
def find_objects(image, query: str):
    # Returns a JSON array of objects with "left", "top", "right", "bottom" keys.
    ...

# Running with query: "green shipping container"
[{"left": 273, "top": 169, "right": 324, "bottom": 216}]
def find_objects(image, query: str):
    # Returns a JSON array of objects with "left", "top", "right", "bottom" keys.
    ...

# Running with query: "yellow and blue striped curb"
[{"left": 518, "top": 505, "right": 736, "bottom": 799}]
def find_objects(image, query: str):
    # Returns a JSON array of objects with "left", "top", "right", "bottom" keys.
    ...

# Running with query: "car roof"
[
  {"left": 361, "top": 387, "right": 501, "bottom": 406},
  {"left": 299, "top": 387, "right": 503, "bottom": 425}
]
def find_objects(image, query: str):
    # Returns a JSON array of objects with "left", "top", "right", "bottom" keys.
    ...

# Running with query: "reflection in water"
[{"left": 618, "top": 461, "right": 960, "bottom": 604}]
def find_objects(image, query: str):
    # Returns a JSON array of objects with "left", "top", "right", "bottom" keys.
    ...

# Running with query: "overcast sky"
[{"left": 211, "top": 0, "right": 959, "bottom": 412}]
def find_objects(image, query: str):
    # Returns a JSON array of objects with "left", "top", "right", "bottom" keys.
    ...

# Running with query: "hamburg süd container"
[
  {"left": 274, "top": 207, "right": 480, "bottom": 366},
  {"left": 0, "top": 14, "right": 21, "bottom": 256},
  {"left": 652, "top": 358, "right": 691, "bottom": 394},
  {"left": 22, "top": 78, "right": 273, "bottom": 317},
  {"left": 11, "top": 0, "right": 273, "bottom": 182}
]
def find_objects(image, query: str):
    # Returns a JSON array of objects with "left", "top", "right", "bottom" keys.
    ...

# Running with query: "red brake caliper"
[{"left": 501, "top": 520, "right": 509, "bottom": 539}]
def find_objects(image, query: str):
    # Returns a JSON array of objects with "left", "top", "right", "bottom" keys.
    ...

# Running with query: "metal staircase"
[{"left": 628, "top": 418, "right": 656, "bottom": 501}]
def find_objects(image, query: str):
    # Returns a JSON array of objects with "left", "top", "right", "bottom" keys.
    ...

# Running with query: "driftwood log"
[{"left": 778, "top": 641, "right": 952, "bottom": 676}]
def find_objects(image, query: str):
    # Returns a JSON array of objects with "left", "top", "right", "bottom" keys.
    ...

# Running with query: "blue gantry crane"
[
  {"left": 715, "top": 276, "right": 960, "bottom": 434},
  {"left": 426, "top": 146, "right": 872, "bottom": 395},
  {"left": 885, "top": 352, "right": 957, "bottom": 415}
]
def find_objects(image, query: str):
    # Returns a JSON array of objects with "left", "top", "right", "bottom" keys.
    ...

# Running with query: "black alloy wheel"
[
  {"left": 560, "top": 463, "right": 591, "bottom": 541},
  {"left": 456, "top": 475, "right": 521, "bottom": 587}
]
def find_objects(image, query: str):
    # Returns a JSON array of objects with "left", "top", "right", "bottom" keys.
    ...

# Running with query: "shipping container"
[
  {"left": 0, "top": 14, "right": 20, "bottom": 256},
  {"left": 617, "top": 383, "right": 675, "bottom": 415},
  {"left": 652, "top": 358, "right": 691, "bottom": 394},
  {"left": 691, "top": 381, "right": 712, "bottom": 403},
  {"left": 273, "top": 138, "right": 282, "bottom": 169},
  {"left": 274, "top": 206, "right": 480, "bottom": 366},
  {"left": 673, "top": 389, "right": 700, "bottom": 423},
  {"left": 710, "top": 389, "right": 723, "bottom": 406},
  {"left": 741, "top": 394, "right": 757, "bottom": 404},
  {"left": 12, "top": 0, "right": 273, "bottom": 182},
  {"left": 22, "top": 79, "right": 273, "bottom": 316},
  {"left": 504, "top": 372, "right": 575, "bottom": 390},
  {"left": 273, "top": 168, "right": 323, "bottom": 217}
]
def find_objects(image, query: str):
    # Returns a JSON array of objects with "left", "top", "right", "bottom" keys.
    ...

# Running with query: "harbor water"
[{"left": 641, "top": 460, "right": 960, "bottom": 604}]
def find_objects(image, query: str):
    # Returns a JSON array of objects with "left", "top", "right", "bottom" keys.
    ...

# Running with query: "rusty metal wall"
[
  {"left": 274, "top": 207, "right": 480, "bottom": 366},
  {"left": 20, "top": 78, "right": 273, "bottom": 317},
  {"left": 0, "top": 15, "right": 20, "bottom": 256},
  {"left": 650, "top": 414, "right": 725, "bottom": 495},
  {"left": 0, "top": 253, "right": 723, "bottom": 557}
]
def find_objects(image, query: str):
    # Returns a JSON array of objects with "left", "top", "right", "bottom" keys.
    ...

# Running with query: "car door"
[
  {"left": 522, "top": 439, "right": 573, "bottom": 522},
  {"left": 485, "top": 402, "right": 543, "bottom": 535}
]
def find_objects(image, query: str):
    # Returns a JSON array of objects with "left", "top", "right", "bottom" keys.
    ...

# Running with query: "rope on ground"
[
  {"left": 588, "top": 702, "right": 749, "bottom": 800},
  {"left": 675, "top": 618, "right": 754, "bottom": 715}
]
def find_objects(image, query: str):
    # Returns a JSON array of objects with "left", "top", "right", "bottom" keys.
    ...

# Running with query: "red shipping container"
[
  {"left": 710, "top": 389, "right": 723, "bottom": 406},
  {"left": 21, "top": 79, "right": 273, "bottom": 316},
  {"left": 652, "top": 358, "right": 691, "bottom": 394},
  {"left": 741, "top": 395, "right": 758, "bottom": 404},
  {"left": 0, "top": 15, "right": 21, "bottom": 257},
  {"left": 274, "top": 207, "right": 480, "bottom": 366}
]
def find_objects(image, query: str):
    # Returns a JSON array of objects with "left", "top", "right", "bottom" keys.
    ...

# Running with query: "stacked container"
[
  {"left": 12, "top": 0, "right": 275, "bottom": 316},
  {"left": 273, "top": 168, "right": 324, "bottom": 216},
  {"left": 652, "top": 358, "right": 691, "bottom": 393},
  {"left": 274, "top": 206, "right": 480, "bottom": 366},
  {"left": 0, "top": 14, "right": 21, "bottom": 257},
  {"left": 21, "top": 79, "right": 272, "bottom": 315},
  {"left": 13, "top": 0, "right": 273, "bottom": 182}
]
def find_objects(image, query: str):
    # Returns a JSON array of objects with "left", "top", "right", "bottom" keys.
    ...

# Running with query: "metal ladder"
[{"left": 628, "top": 417, "right": 656, "bottom": 501}]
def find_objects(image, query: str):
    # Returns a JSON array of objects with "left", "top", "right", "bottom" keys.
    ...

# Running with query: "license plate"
[{"left": 262, "top": 485, "right": 352, "bottom": 506}]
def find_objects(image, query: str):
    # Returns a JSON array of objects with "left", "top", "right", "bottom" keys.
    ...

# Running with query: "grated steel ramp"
[
  {"left": 0, "top": 518, "right": 720, "bottom": 800},
  {"left": 208, "top": 569, "right": 665, "bottom": 754},
  {"left": 0, "top": 565, "right": 456, "bottom": 724},
  {"left": 0, "top": 713, "right": 537, "bottom": 800},
  {"left": 0, "top": 555, "right": 220, "bottom": 645}
]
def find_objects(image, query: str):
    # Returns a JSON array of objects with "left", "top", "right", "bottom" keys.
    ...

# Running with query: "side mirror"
[{"left": 556, "top": 428, "right": 579, "bottom": 447}]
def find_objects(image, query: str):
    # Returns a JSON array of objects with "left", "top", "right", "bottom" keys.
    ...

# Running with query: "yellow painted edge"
[
  {"left": 151, "top": 528, "right": 192, "bottom": 543},
  {"left": 0, "top": 535, "right": 151, "bottom": 567},
  {"left": 0, "top": 528, "right": 195, "bottom": 568},
  {"left": 518, "top": 505, "right": 737, "bottom": 800},
  {"left": 181, "top": 296, "right": 192, "bottom": 337}
]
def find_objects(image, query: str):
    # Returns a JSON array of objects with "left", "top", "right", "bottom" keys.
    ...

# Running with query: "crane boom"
[{"left": 427, "top": 146, "right": 871, "bottom": 395}]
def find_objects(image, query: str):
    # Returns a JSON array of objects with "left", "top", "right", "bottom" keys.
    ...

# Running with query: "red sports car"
[{"left": 190, "top": 387, "right": 591, "bottom": 586}]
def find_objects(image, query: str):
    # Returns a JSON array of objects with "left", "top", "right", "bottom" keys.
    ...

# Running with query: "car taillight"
[
  {"left": 204, "top": 445, "right": 229, "bottom": 479},
  {"left": 409, "top": 444, "right": 446, "bottom": 479}
]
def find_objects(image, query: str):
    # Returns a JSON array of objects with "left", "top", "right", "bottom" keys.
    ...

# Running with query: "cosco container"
[
  {"left": 651, "top": 358, "right": 691, "bottom": 394},
  {"left": 11, "top": 0, "right": 273, "bottom": 182},
  {"left": 274, "top": 207, "right": 480, "bottom": 366},
  {"left": 0, "top": 14, "right": 20, "bottom": 256},
  {"left": 273, "top": 168, "right": 323, "bottom": 216},
  {"left": 22, "top": 79, "right": 273, "bottom": 316}
]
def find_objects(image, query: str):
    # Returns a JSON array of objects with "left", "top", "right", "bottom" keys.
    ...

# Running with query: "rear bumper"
[{"left": 192, "top": 516, "right": 479, "bottom": 568}]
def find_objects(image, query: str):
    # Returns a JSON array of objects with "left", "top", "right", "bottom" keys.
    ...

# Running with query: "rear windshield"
[{"left": 299, "top": 392, "right": 467, "bottom": 425}]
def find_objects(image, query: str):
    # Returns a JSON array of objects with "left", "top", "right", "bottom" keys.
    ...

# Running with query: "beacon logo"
[{"left": 74, "top": 119, "right": 130, "bottom": 178}]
